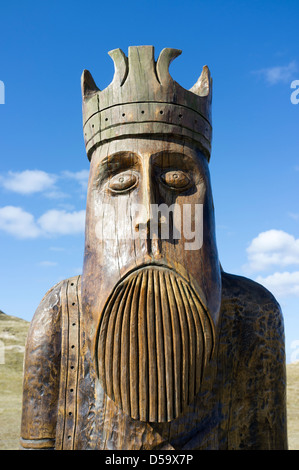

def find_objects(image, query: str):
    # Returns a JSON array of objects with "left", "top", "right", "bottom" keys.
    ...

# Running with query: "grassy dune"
[
  {"left": 0, "top": 311, "right": 29, "bottom": 450},
  {"left": 286, "top": 362, "right": 299, "bottom": 450},
  {"left": 0, "top": 311, "right": 298, "bottom": 450}
]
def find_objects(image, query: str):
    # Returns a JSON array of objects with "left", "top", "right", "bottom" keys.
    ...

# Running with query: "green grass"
[
  {"left": 0, "top": 311, "right": 298, "bottom": 450},
  {"left": 287, "top": 362, "right": 299, "bottom": 450},
  {"left": 0, "top": 311, "right": 29, "bottom": 450}
]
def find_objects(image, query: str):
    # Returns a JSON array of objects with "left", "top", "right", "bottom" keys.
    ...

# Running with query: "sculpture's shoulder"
[
  {"left": 20, "top": 275, "right": 81, "bottom": 450},
  {"left": 221, "top": 270, "right": 281, "bottom": 311},
  {"left": 216, "top": 271, "right": 287, "bottom": 450},
  {"left": 220, "top": 270, "right": 285, "bottom": 349},
  {"left": 29, "top": 279, "right": 65, "bottom": 338},
  {"left": 28, "top": 274, "right": 81, "bottom": 338}
]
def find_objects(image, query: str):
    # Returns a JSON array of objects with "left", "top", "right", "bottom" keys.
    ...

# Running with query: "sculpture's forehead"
[{"left": 92, "top": 138, "right": 206, "bottom": 167}]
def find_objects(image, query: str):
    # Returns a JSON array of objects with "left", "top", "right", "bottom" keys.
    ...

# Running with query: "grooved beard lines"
[{"left": 97, "top": 266, "right": 213, "bottom": 423}]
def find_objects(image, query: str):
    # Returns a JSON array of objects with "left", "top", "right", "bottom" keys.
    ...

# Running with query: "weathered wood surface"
[
  {"left": 82, "top": 46, "right": 212, "bottom": 161},
  {"left": 20, "top": 46, "right": 287, "bottom": 450},
  {"left": 20, "top": 271, "right": 287, "bottom": 450}
]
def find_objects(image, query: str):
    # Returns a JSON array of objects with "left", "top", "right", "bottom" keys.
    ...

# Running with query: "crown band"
[
  {"left": 83, "top": 101, "right": 212, "bottom": 159},
  {"left": 81, "top": 46, "right": 212, "bottom": 161}
]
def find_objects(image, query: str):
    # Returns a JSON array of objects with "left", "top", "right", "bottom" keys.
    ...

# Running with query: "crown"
[{"left": 81, "top": 46, "right": 212, "bottom": 161}]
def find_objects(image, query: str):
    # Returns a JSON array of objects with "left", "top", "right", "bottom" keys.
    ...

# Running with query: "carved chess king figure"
[{"left": 20, "top": 46, "right": 288, "bottom": 450}]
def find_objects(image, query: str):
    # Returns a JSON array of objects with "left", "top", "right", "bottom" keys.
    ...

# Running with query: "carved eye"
[
  {"left": 160, "top": 170, "right": 191, "bottom": 190},
  {"left": 108, "top": 172, "right": 138, "bottom": 193}
]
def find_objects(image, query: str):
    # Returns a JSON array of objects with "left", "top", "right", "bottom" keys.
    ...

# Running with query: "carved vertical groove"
[
  {"left": 129, "top": 273, "right": 142, "bottom": 419},
  {"left": 153, "top": 269, "right": 166, "bottom": 423},
  {"left": 97, "top": 266, "right": 214, "bottom": 422}
]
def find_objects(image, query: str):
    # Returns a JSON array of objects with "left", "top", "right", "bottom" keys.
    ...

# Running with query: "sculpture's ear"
[{"left": 81, "top": 69, "right": 100, "bottom": 98}]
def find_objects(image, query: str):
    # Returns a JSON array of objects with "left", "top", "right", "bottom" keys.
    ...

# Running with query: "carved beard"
[{"left": 95, "top": 265, "right": 214, "bottom": 423}]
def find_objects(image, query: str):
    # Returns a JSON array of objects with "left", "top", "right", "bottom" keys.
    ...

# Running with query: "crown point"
[
  {"left": 82, "top": 46, "right": 212, "bottom": 161},
  {"left": 81, "top": 69, "right": 100, "bottom": 98},
  {"left": 189, "top": 65, "right": 212, "bottom": 97},
  {"left": 127, "top": 46, "right": 158, "bottom": 86},
  {"left": 108, "top": 48, "right": 128, "bottom": 86},
  {"left": 156, "top": 48, "right": 182, "bottom": 85}
]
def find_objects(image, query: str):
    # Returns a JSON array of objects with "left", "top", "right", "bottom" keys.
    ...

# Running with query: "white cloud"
[
  {"left": 0, "top": 168, "right": 89, "bottom": 198},
  {"left": 0, "top": 206, "right": 42, "bottom": 238},
  {"left": 44, "top": 189, "right": 69, "bottom": 199},
  {"left": 38, "top": 209, "right": 86, "bottom": 235},
  {"left": 62, "top": 170, "right": 89, "bottom": 190},
  {"left": 0, "top": 205, "right": 85, "bottom": 239},
  {"left": 245, "top": 230, "right": 299, "bottom": 272},
  {"left": 288, "top": 212, "right": 299, "bottom": 221},
  {"left": 253, "top": 60, "right": 297, "bottom": 85},
  {"left": 256, "top": 271, "right": 299, "bottom": 298},
  {"left": 39, "top": 261, "right": 58, "bottom": 267},
  {"left": 0, "top": 170, "right": 57, "bottom": 195},
  {"left": 244, "top": 229, "right": 299, "bottom": 299}
]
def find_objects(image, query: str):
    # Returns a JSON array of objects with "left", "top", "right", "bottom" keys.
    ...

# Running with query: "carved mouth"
[{"left": 95, "top": 264, "right": 214, "bottom": 423}]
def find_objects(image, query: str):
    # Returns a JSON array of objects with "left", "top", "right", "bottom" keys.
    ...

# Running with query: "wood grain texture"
[
  {"left": 20, "top": 270, "right": 287, "bottom": 450},
  {"left": 20, "top": 45, "right": 287, "bottom": 451},
  {"left": 81, "top": 46, "right": 212, "bottom": 161},
  {"left": 96, "top": 266, "right": 213, "bottom": 423}
]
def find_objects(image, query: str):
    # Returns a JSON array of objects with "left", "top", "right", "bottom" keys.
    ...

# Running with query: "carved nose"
[
  {"left": 134, "top": 201, "right": 152, "bottom": 233},
  {"left": 133, "top": 173, "right": 168, "bottom": 244},
  {"left": 135, "top": 218, "right": 150, "bottom": 237},
  {"left": 135, "top": 217, "right": 164, "bottom": 237},
  {"left": 134, "top": 176, "right": 155, "bottom": 236},
  {"left": 135, "top": 213, "right": 165, "bottom": 256}
]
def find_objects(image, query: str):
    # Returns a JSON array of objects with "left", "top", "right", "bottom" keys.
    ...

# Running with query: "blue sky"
[{"left": 0, "top": 0, "right": 298, "bottom": 362}]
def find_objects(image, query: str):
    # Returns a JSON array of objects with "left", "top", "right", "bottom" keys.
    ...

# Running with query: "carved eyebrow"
[
  {"left": 151, "top": 151, "right": 196, "bottom": 169},
  {"left": 100, "top": 151, "right": 140, "bottom": 171},
  {"left": 95, "top": 152, "right": 140, "bottom": 187}
]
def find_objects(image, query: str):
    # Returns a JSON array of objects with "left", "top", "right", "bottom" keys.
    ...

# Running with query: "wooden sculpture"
[{"left": 20, "top": 46, "right": 288, "bottom": 450}]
